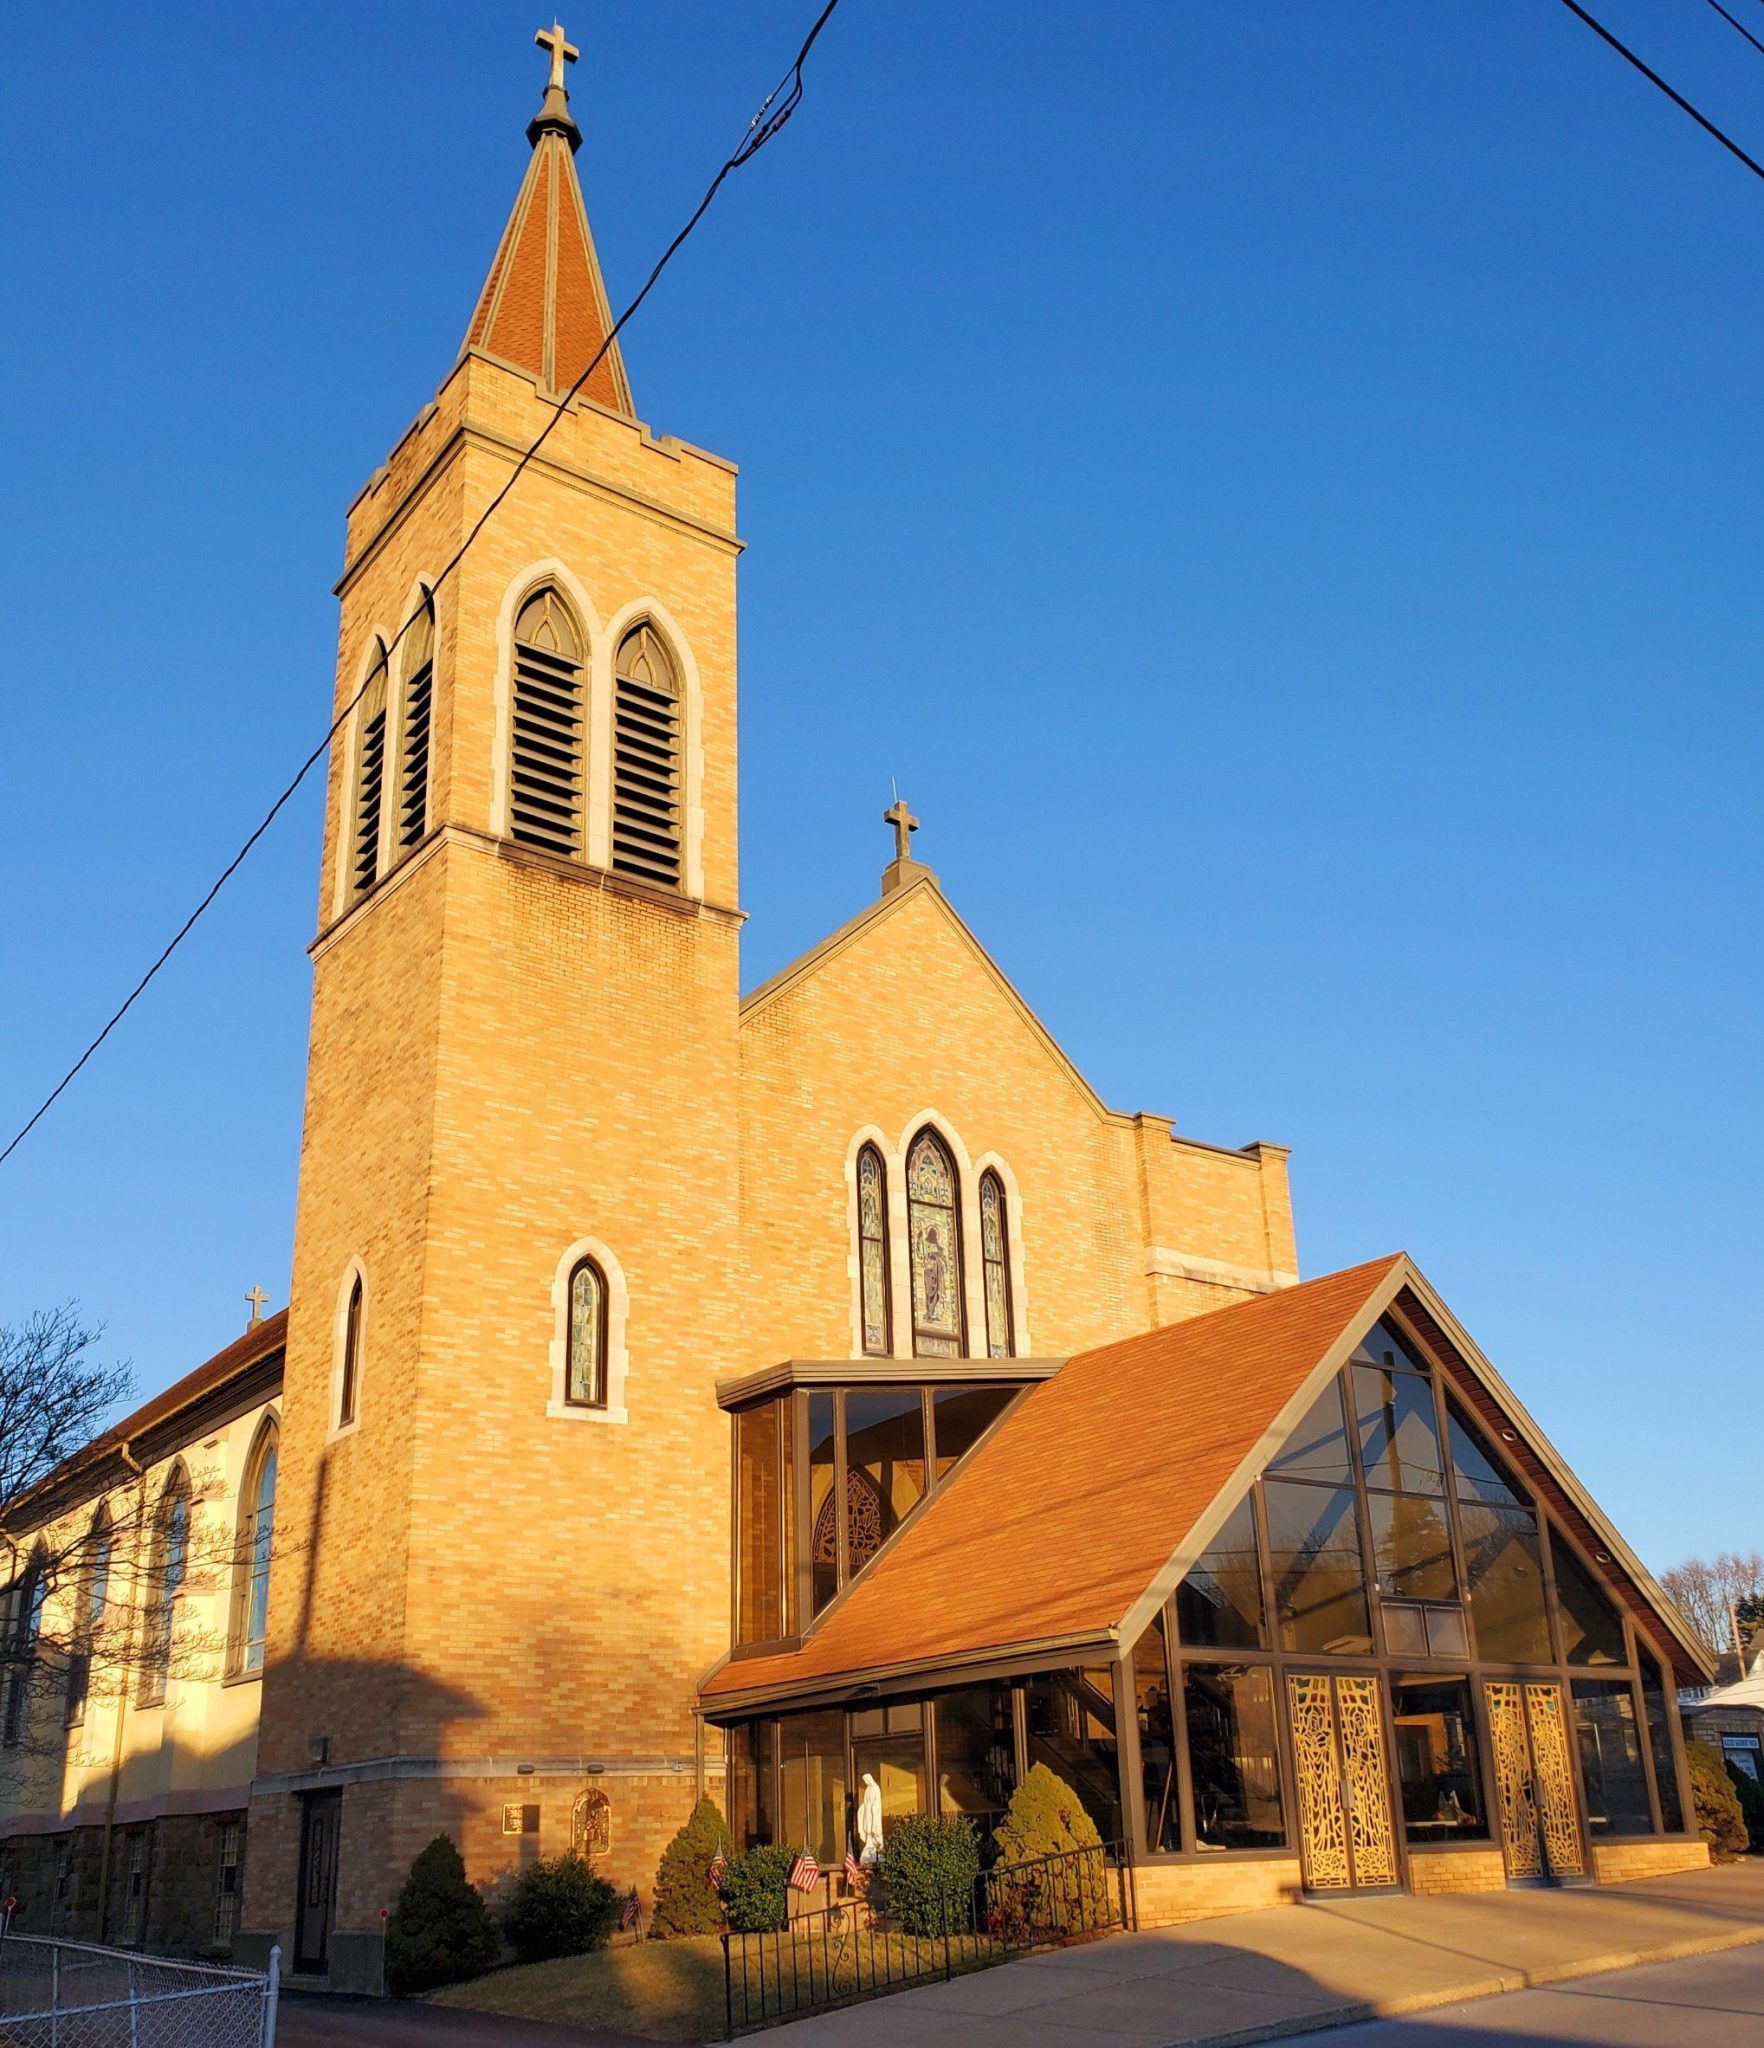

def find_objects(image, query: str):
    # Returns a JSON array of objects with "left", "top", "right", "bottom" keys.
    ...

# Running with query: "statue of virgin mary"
[{"left": 856, "top": 1772, "right": 884, "bottom": 1865}]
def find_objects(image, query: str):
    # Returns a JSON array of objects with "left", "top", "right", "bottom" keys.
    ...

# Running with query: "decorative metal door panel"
[
  {"left": 1485, "top": 1682, "right": 1542, "bottom": 1878},
  {"left": 1289, "top": 1674, "right": 1351, "bottom": 1889},
  {"left": 1484, "top": 1680, "right": 1586, "bottom": 1882},
  {"left": 1336, "top": 1675, "right": 1398, "bottom": 1887},
  {"left": 1524, "top": 1684, "right": 1585, "bottom": 1877}
]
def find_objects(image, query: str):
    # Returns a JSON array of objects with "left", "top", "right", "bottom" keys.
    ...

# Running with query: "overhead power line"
[
  {"left": 1700, "top": 0, "right": 1764, "bottom": 63},
  {"left": 0, "top": 0, "right": 844, "bottom": 1172},
  {"left": 1555, "top": 0, "right": 1764, "bottom": 181}
]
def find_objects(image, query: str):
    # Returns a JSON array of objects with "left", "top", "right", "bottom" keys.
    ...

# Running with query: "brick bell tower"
[{"left": 241, "top": 28, "right": 743, "bottom": 1986}]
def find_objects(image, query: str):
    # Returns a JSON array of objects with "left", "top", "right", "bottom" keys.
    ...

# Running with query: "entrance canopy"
[{"left": 701, "top": 1255, "right": 1711, "bottom": 1717}]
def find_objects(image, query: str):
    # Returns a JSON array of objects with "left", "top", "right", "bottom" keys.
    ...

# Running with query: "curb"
[{"left": 1158, "top": 1919, "right": 1764, "bottom": 2048}]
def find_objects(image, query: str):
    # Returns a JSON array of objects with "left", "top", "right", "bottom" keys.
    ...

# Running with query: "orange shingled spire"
[{"left": 461, "top": 23, "right": 634, "bottom": 416}]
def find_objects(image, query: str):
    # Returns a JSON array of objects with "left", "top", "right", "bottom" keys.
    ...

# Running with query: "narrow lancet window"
[
  {"left": 857, "top": 1145, "right": 891, "bottom": 1356},
  {"left": 567, "top": 1257, "right": 607, "bottom": 1408},
  {"left": 352, "top": 642, "right": 390, "bottom": 898},
  {"left": 907, "top": 1128, "right": 964, "bottom": 1356},
  {"left": 236, "top": 1425, "right": 278, "bottom": 1674},
  {"left": 510, "top": 587, "right": 585, "bottom": 856},
  {"left": 979, "top": 1170, "right": 1014, "bottom": 1357},
  {"left": 611, "top": 624, "right": 682, "bottom": 886},
  {"left": 339, "top": 1275, "right": 363, "bottom": 1428},
  {"left": 142, "top": 1476, "right": 190, "bottom": 1706},
  {"left": 399, "top": 595, "right": 435, "bottom": 850}
]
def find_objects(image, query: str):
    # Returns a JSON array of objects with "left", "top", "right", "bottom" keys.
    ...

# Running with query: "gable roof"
[
  {"left": 3, "top": 1312, "right": 287, "bottom": 1534},
  {"left": 701, "top": 1254, "right": 1714, "bottom": 1708},
  {"left": 740, "top": 874, "right": 1112, "bottom": 1123}
]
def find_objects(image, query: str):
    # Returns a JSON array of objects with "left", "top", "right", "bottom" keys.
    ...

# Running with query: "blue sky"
[{"left": 1, "top": 1, "right": 1757, "bottom": 1574}]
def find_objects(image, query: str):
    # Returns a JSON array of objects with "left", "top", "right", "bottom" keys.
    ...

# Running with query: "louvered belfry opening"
[
  {"left": 611, "top": 623, "right": 682, "bottom": 886},
  {"left": 510, "top": 587, "right": 585, "bottom": 856},
  {"left": 399, "top": 597, "right": 435, "bottom": 849},
  {"left": 353, "top": 647, "right": 390, "bottom": 899}
]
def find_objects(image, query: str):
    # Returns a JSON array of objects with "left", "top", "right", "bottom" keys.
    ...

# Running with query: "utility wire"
[
  {"left": 1700, "top": 0, "right": 1764, "bottom": 62},
  {"left": 0, "top": 0, "right": 843, "bottom": 1171},
  {"left": 1555, "top": 0, "right": 1764, "bottom": 180}
]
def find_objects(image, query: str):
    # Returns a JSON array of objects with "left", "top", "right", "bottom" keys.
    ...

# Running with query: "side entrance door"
[
  {"left": 1484, "top": 1681, "right": 1586, "bottom": 1882},
  {"left": 294, "top": 1790, "right": 342, "bottom": 1973},
  {"left": 1287, "top": 1673, "right": 1399, "bottom": 1891}
]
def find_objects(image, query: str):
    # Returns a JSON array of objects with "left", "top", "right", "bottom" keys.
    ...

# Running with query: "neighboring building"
[
  {"left": 1682, "top": 1662, "right": 1764, "bottom": 1787},
  {"left": 0, "top": 1318, "right": 283, "bottom": 1951},
  {"left": 0, "top": 28, "right": 1717, "bottom": 1987}
]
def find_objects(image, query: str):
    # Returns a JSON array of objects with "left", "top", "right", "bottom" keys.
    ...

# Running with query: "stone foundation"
[{"left": 0, "top": 1811, "right": 245, "bottom": 1956}]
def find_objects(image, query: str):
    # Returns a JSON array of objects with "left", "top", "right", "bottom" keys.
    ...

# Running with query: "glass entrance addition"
[
  {"left": 1484, "top": 1681, "right": 1586, "bottom": 1880},
  {"left": 1287, "top": 1672, "right": 1399, "bottom": 1890}
]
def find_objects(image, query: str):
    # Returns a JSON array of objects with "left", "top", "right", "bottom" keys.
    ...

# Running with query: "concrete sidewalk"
[{"left": 765, "top": 1863, "right": 1764, "bottom": 2048}]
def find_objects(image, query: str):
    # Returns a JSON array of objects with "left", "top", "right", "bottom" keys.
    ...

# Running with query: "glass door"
[
  {"left": 1287, "top": 1672, "right": 1399, "bottom": 1890},
  {"left": 1484, "top": 1680, "right": 1586, "bottom": 1881}
]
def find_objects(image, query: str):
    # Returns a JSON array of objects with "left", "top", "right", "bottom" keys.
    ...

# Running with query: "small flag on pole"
[
  {"left": 620, "top": 1887, "right": 640, "bottom": 1930},
  {"left": 844, "top": 1850, "right": 863, "bottom": 1890},
  {"left": 788, "top": 1851, "right": 820, "bottom": 1893},
  {"left": 707, "top": 1849, "right": 728, "bottom": 1889}
]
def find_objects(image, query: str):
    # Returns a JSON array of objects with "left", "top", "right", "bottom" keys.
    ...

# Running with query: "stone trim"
[
  {"left": 1144, "top": 1247, "right": 1299, "bottom": 1294},
  {"left": 251, "top": 1753, "right": 712, "bottom": 1796}
]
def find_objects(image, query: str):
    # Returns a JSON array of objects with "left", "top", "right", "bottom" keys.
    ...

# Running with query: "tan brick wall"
[
  {"left": 1406, "top": 1848, "right": 1508, "bottom": 1895},
  {"left": 1129, "top": 1858, "right": 1304, "bottom": 1927},
  {"left": 1591, "top": 1838, "right": 1711, "bottom": 1882}
]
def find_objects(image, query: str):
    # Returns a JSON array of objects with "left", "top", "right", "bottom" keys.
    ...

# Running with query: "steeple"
[{"left": 460, "top": 23, "right": 634, "bottom": 415}]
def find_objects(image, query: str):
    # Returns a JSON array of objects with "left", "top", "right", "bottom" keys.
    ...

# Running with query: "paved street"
[
  {"left": 276, "top": 1991, "right": 646, "bottom": 2048},
  {"left": 1312, "top": 1942, "right": 1764, "bottom": 2045}
]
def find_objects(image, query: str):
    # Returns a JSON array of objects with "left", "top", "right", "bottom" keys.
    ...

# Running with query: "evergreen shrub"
[
  {"left": 988, "top": 1765, "right": 1110, "bottom": 1941},
  {"left": 879, "top": 1813, "right": 980, "bottom": 1936},
  {"left": 384, "top": 1834, "right": 499, "bottom": 1996},
  {"left": 1688, "top": 1743, "right": 1749, "bottom": 1861},
  {"left": 651, "top": 1796, "right": 731, "bottom": 1939},
  {"left": 501, "top": 1852, "right": 622, "bottom": 1964},
  {"left": 718, "top": 1843, "right": 797, "bottom": 1932}
]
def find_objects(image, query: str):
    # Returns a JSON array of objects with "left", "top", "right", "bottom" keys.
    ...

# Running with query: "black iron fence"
[{"left": 720, "top": 1840, "right": 1128, "bottom": 2036}]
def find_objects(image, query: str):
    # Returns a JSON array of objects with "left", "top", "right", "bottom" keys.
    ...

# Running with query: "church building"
[{"left": 0, "top": 30, "right": 1715, "bottom": 1990}]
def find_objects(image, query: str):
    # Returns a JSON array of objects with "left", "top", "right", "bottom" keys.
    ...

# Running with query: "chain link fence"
[{"left": 0, "top": 1932, "right": 279, "bottom": 2047}]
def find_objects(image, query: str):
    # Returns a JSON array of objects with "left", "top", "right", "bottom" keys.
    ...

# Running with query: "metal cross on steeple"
[
  {"left": 535, "top": 20, "right": 579, "bottom": 92},
  {"left": 883, "top": 797, "right": 919, "bottom": 865}
]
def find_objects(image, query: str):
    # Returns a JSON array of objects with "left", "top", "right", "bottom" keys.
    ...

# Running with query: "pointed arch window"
[
  {"left": 231, "top": 1423, "right": 278, "bottom": 1674},
  {"left": 1, "top": 1550, "right": 48, "bottom": 1748},
  {"left": 398, "top": 594, "right": 435, "bottom": 851},
  {"left": 611, "top": 624, "right": 682, "bottom": 887},
  {"left": 857, "top": 1145, "right": 891, "bottom": 1357},
  {"left": 907, "top": 1128, "right": 965, "bottom": 1357},
  {"left": 510, "top": 587, "right": 586, "bottom": 856},
  {"left": 351, "top": 641, "right": 390, "bottom": 898},
  {"left": 979, "top": 1171, "right": 1015, "bottom": 1358},
  {"left": 567, "top": 1256, "right": 608, "bottom": 1409},
  {"left": 339, "top": 1274, "right": 364, "bottom": 1429},
  {"left": 142, "top": 1473, "right": 191, "bottom": 1707},
  {"left": 65, "top": 1508, "right": 112, "bottom": 1727}
]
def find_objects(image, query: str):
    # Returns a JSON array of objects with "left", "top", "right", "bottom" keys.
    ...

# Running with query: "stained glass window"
[
  {"left": 339, "top": 1274, "right": 363, "bottom": 1427},
  {"left": 567, "top": 1258, "right": 606, "bottom": 1408},
  {"left": 857, "top": 1146, "right": 890, "bottom": 1356},
  {"left": 242, "top": 1431, "right": 277, "bottom": 1673},
  {"left": 979, "top": 1171, "right": 1014, "bottom": 1357},
  {"left": 907, "top": 1129, "right": 964, "bottom": 1356}
]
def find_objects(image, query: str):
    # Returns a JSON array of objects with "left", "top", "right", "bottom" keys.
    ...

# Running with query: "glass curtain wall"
[{"left": 1125, "top": 1315, "right": 1692, "bottom": 1867}]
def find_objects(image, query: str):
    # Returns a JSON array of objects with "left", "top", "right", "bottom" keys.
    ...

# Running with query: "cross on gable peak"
[{"left": 883, "top": 797, "right": 919, "bottom": 865}]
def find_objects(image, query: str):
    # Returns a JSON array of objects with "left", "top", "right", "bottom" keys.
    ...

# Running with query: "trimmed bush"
[
  {"left": 1689, "top": 1743, "right": 1749, "bottom": 1861},
  {"left": 988, "top": 1765, "right": 1110, "bottom": 1942},
  {"left": 1725, "top": 1759, "right": 1764, "bottom": 1854},
  {"left": 880, "top": 1813, "right": 980, "bottom": 1936},
  {"left": 719, "top": 1843, "right": 798, "bottom": 1933},
  {"left": 652, "top": 1796, "right": 731, "bottom": 1939},
  {"left": 385, "top": 1834, "right": 498, "bottom": 1996},
  {"left": 500, "top": 1852, "right": 622, "bottom": 1964}
]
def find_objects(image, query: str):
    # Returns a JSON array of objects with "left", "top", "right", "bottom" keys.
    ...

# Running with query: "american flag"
[
  {"left": 787, "top": 1851, "right": 820, "bottom": 1893},
  {"left": 707, "top": 1849, "right": 728, "bottom": 1889},
  {"left": 844, "top": 1850, "right": 863, "bottom": 1890},
  {"left": 619, "top": 1887, "right": 640, "bottom": 1930}
]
